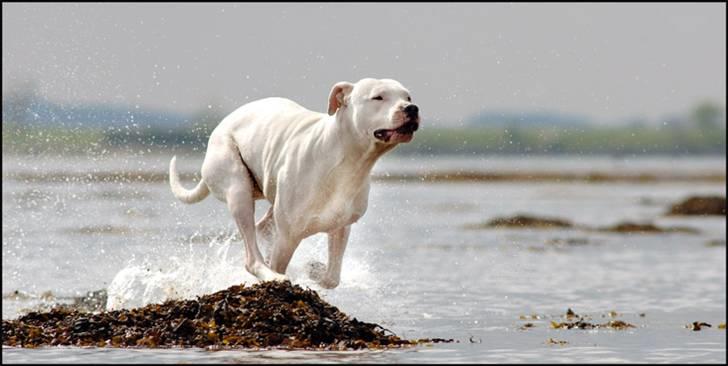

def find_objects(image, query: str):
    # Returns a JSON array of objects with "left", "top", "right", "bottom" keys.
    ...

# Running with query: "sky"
[{"left": 2, "top": 2, "right": 726, "bottom": 126}]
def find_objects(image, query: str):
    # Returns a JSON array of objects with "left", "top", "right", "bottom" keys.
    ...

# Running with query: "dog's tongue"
[{"left": 373, "top": 129, "right": 395, "bottom": 142}]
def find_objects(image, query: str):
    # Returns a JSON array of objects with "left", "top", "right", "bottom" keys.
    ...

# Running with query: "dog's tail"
[{"left": 169, "top": 156, "right": 210, "bottom": 204}]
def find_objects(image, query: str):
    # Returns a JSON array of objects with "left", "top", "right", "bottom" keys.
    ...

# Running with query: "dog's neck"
[{"left": 319, "top": 111, "right": 395, "bottom": 184}]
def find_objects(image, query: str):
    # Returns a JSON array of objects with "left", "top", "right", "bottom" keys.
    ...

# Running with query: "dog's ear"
[{"left": 327, "top": 81, "right": 354, "bottom": 116}]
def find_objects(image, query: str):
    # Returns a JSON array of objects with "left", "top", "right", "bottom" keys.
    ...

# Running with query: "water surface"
[{"left": 2, "top": 154, "right": 726, "bottom": 363}]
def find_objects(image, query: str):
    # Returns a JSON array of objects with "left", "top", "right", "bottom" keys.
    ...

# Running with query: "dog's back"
[{"left": 210, "top": 97, "right": 329, "bottom": 200}]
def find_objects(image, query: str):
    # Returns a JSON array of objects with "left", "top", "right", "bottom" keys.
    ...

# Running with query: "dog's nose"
[{"left": 404, "top": 104, "right": 419, "bottom": 116}]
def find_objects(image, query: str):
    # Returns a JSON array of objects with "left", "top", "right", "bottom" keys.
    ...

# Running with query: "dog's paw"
[
  {"left": 268, "top": 273, "right": 289, "bottom": 283},
  {"left": 318, "top": 277, "right": 340, "bottom": 289},
  {"left": 306, "top": 260, "right": 326, "bottom": 281},
  {"left": 262, "top": 270, "right": 288, "bottom": 283},
  {"left": 247, "top": 262, "right": 288, "bottom": 283}
]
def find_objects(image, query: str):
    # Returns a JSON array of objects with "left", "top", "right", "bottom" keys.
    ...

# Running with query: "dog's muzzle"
[
  {"left": 373, "top": 104, "right": 420, "bottom": 143},
  {"left": 395, "top": 121, "right": 419, "bottom": 134},
  {"left": 373, "top": 120, "right": 419, "bottom": 142}
]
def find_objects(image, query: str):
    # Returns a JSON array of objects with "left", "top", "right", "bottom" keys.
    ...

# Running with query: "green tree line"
[{"left": 3, "top": 102, "right": 724, "bottom": 155}]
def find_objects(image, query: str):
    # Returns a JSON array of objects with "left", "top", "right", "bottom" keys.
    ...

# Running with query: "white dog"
[{"left": 169, "top": 78, "right": 420, "bottom": 288}]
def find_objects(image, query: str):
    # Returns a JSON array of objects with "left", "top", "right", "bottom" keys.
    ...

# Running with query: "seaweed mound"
[
  {"left": 482, "top": 215, "right": 573, "bottom": 229},
  {"left": 2, "top": 281, "right": 451, "bottom": 350},
  {"left": 667, "top": 196, "right": 726, "bottom": 216},
  {"left": 598, "top": 221, "right": 698, "bottom": 234}
]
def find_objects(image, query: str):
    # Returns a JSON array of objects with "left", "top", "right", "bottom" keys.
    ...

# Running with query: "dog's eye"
[
  {"left": 407, "top": 96, "right": 411, "bottom": 102},
  {"left": 372, "top": 96, "right": 383, "bottom": 101}
]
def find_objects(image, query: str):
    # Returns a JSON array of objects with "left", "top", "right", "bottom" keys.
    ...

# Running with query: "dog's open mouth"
[{"left": 374, "top": 121, "right": 419, "bottom": 143}]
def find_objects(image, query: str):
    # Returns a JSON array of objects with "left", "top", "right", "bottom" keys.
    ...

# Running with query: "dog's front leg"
[
  {"left": 269, "top": 234, "right": 302, "bottom": 275},
  {"left": 319, "top": 225, "right": 350, "bottom": 289}
]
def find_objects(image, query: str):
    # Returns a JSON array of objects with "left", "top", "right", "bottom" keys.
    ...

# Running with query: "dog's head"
[{"left": 328, "top": 78, "right": 420, "bottom": 144}]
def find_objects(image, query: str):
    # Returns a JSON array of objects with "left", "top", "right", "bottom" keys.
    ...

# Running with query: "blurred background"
[{"left": 2, "top": 2, "right": 725, "bottom": 155}]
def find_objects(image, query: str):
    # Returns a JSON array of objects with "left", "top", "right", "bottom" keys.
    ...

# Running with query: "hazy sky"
[{"left": 2, "top": 3, "right": 726, "bottom": 126}]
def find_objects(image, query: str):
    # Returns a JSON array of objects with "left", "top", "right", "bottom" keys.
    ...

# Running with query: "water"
[{"left": 2, "top": 153, "right": 726, "bottom": 363}]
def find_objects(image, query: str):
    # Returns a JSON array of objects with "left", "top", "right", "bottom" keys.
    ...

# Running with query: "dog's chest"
[{"left": 300, "top": 184, "right": 369, "bottom": 235}]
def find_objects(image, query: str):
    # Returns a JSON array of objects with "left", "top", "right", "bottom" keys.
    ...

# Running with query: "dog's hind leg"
[
  {"left": 255, "top": 205, "right": 275, "bottom": 261},
  {"left": 202, "top": 138, "right": 287, "bottom": 283},
  {"left": 226, "top": 179, "right": 287, "bottom": 282}
]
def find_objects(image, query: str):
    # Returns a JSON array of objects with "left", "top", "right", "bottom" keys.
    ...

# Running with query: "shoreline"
[{"left": 3, "top": 170, "right": 725, "bottom": 184}]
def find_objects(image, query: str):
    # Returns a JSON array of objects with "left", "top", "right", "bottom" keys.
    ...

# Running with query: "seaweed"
[
  {"left": 549, "top": 309, "right": 636, "bottom": 330},
  {"left": 686, "top": 322, "right": 712, "bottom": 331},
  {"left": 518, "top": 323, "right": 535, "bottom": 331},
  {"left": 2, "top": 281, "right": 453, "bottom": 350},
  {"left": 466, "top": 214, "right": 699, "bottom": 234},
  {"left": 545, "top": 338, "right": 568, "bottom": 345}
]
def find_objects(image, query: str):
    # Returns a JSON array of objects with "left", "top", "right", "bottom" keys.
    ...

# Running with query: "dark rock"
[
  {"left": 598, "top": 222, "right": 698, "bottom": 234},
  {"left": 667, "top": 196, "right": 726, "bottom": 216},
  {"left": 470, "top": 215, "right": 573, "bottom": 229}
]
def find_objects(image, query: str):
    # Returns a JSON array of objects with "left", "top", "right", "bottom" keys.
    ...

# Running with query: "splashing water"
[{"left": 105, "top": 232, "right": 378, "bottom": 311}]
